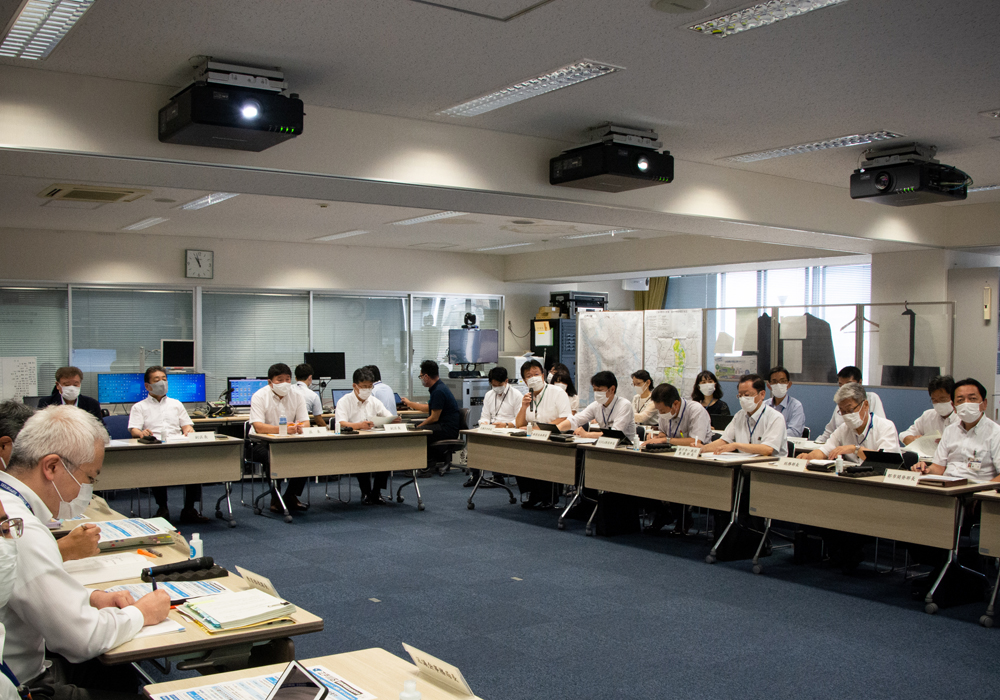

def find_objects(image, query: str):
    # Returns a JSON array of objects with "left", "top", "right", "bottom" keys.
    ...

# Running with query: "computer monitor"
[
  {"left": 166, "top": 373, "right": 206, "bottom": 403},
  {"left": 229, "top": 378, "right": 269, "bottom": 407},
  {"left": 98, "top": 373, "right": 146, "bottom": 403},
  {"left": 331, "top": 389, "right": 352, "bottom": 405},
  {"left": 303, "top": 352, "right": 345, "bottom": 380},
  {"left": 161, "top": 339, "right": 195, "bottom": 370},
  {"left": 448, "top": 329, "right": 499, "bottom": 364}
]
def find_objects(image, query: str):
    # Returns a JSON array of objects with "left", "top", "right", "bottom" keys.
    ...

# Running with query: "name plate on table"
[
  {"left": 301, "top": 426, "right": 327, "bottom": 436},
  {"left": 595, "top": 436, "right": 620, "bottom": 449},
  {"left": 674, "top": 445, "right": 702, "bottom": 459},
  {"left": 384, "top": 423, "right": 409, "bottom": 433},
  {"left": 478, "top": 424, "right": 496, "bottom": 433},
  {"left": 528, "top": 430, "right": 552, "bottom": 441},
  {"left": 777, "top": 457, "right": 805, "bottom": 470},
  {"left": 189, "top": 431, "right": 215, "bottom": 441},
  {"left": 884, "top": 468, "right": 921, "bottom": 485}
]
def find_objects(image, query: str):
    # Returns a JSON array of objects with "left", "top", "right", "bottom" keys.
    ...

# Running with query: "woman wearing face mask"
[
  {"left": 550, "top": 368, "right": 579, "bottom": 415},
  {"left": 799, "top": 382, "right": 899, "bottom": 463},
  {"left": 0, "top": 500, "right": 23, "bottom": 700},
  {"left": 691, "top": 371, "right": 729, "bottom": 417},
  {"left": 630, "top": 370, "right": 657, "bottom": 426}
]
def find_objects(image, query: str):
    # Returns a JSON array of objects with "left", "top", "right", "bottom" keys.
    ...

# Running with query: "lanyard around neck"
[
  {"left": 0, "top": 480, "right": 33, "bottom": 514},
  {"left": 746, "top": 406, "right": 765, "bottom": 441},
  {"left": 669, "top": 400, "right": 688, "bottom": 438},
  {"left": 531, "top": 386, "right": 547, "bottom": 413}
]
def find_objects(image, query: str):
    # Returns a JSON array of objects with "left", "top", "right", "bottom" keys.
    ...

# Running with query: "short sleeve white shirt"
[
  {"left": 335, "top": 392, "right": 392, "bottom": 423},
  {"left": 249, "top": 385, "right": 308, "bottom": 434},
  {"left": 899, "top": 407, "right": 959, "bottom": 442},
  {"left": 657, "top": 398, "right": 713, "bottom": 445},
  {"left": 127, "top": 395, "right": 192, "bottom": 439},
  {"left": 524, "top": 384, "right": 572, "bottom": 425},
  {"left": 820, "top": 414, "right": 899, "bottom": 461},
  {"left": 721, "top": 403, "right": 788, "bottom": 457},
  {"left": 818, "top": 390, "right": 886, "bottom": 443},
  {"left": 632, "top": 394, "right": 658, "bottom": 426},
  {"left": 570, "top": 396, "right": 637, "bottom": 441},
  {"left": 292, "top": 382, "right": 323, "bottom": 417},
  {"left": 481, "top": 385, "right": 521, "bottom": 426},
  {"left": 932, "top": 417, "right": 1000, "bottom": 482}
]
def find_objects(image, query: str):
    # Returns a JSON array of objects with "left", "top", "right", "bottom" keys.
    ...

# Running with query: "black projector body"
[
  {"left": 550, "top": 142, "right": 673, "bottom": 192},
  {"left": 850, "top": 161, "right": 967, "bottom": 206},
  {"left": 158, "top": 84, "right": 304, "bottom": 152}
]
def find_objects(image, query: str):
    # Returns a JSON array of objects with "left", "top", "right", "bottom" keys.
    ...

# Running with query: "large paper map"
[
  {"left": 643, "top": 309, "right": 703, "bottom": 398},
  {"left": 577, "top": 311, "right": 644, "bottom": 405}
]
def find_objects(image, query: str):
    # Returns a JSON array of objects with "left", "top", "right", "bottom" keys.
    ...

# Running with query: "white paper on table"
[
  {"left": 106, "top": 579, "right": 231, "bottom": 603},
  {"left": 779, "top": 315, "right": 808, "bottom": 340},
  {"left": 734, "top": 309, "right": 758, "bottom": 352},
  {"left": 133, "top": 618, "right": 186, "bottom": 639},
  {"left": 903, "top": 434, "right": 941, "bottom": 459},
  {"left": 108, "top": 439, "right": 133, "bottom": 447},
  {"left": 64, "top": 553, "right": 149, "bottom": 585},
  {"left": 165, "top": 435, "right": 190, "bottom": 443},
  {"left": 573, "top": 437, "right": 598, "bottom": 444},
  {"left": 782, "top": 340, "right": 803, "bottom": 374},
  {"left": 703, "top": 453, "right": 753, "bottom": 462},
  {"left": 371, "top": 415, "right": 396, "bottom": 426}
]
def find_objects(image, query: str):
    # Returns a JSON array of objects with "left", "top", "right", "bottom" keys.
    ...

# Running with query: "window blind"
[{"left": 0, "top": 287, "right": 68, "bottom": 398}]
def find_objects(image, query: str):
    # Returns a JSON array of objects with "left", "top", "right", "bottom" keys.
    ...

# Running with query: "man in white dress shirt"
[
  {"left": 364, "top": 365, "right": 398, "bottom": 417},
  {"left": 335, "top": 368, "right": 400, "bottom": 505},
  {"left": 799, "top": 383, "right": 899, "bottom": 463},
  {"left": 899, "top": 375, "right": 958, "bottom": 448},
  {"left": 292, "top": 364, "right": 327, "bottom": 428},
  {"left": 514, "top": 360, "right": 571, "bottom": 509},
  {"left": 0, "top": 406, "right": 169, "bottom": 700},
  {"left": 250, "top": 363, "right": 310, "bottom": 514},
  {"left": 466, "top": 367, "right": 521, "bottom": 488},
  {"left": 1, "top": 497, "right": 21, "bottom": 700},
  {"left": 558, "top": 371, "right": 637, "bottom": 442},
  {"left": 128, "top": 366, "right": 204, "bottom": 524},
  {"left": 816, "top": 366, "right": 885, "bottom": 443},
  {"left": 701, "top": 374, "right": 788, "bottom": 457}
]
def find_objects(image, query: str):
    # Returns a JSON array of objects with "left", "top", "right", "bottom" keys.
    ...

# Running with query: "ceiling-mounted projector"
[
  {"left": 850, "top": 142, "right": 969, "bottom": 206},
  {"left": 158, "top": 59, "right": 304, "bottom": 152},
  {"left": 550, "top": 124, "right": 673, "bottom": 193}
]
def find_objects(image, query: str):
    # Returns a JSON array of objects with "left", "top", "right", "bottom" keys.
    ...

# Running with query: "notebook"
[{"left": 177, "top": 588, "right": 296, "bottom": 633}]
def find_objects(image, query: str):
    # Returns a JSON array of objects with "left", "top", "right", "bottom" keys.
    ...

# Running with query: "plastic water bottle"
[
  {"left": 399, "top": 680, "right": 421, "bottom": 700},
  {"left": 189, "top": 533, "right": 204, "bottom": 559},
  {"left": 278, "top": 410, "right": 288, "bottom": 436},
  {"left": 835, "top": 455, "right": 845, "bottom": 474},
  {"left": 526, "top": 422, "right": 534, "bottom": 437},
  {"left": 334, "top": 416, "right": 341, "bottom": 435},
  {"left": 632, "top": 435, "right": 641, "bottom": 451}
]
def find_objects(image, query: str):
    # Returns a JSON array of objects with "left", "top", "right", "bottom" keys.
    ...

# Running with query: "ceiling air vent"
[{"left": 38, "top": 184, "right": 152, "bottom": 203}]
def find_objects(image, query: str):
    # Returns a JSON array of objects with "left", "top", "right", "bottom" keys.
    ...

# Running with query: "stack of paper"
[
  {"left": 64, "top": 552, "right": 149, "bottom": 585},
  {"left": 177, "top": 589, "right": 296, "bottom": 633},
  {"left": 91, "top": 518, "right": 174, "bottom": 551}
]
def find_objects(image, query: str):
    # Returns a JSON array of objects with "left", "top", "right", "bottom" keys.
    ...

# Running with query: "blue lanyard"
[
  {"left": 854, "top": 412, "right": 875, "bottom": 446},
  {"left": 0, "top": 481, "right": 33, "bottom": 515},
  {"left": 746, "top": 407, "right": 764, "bottom": 441},
  {"left": 601, "top": 398, "right": 614, "bottom": 426},
  {"left": 669, "top": 400, "right": 688, "bottom": 438},
  {"left": 0, "top": 661, "right": 24, "bottom": 697}
]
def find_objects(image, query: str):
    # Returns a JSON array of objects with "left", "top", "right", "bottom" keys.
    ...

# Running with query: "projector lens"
[
  {"left": 241, "top": 102, "right": 260, "bottom": 119},
  {"left": 874, "top": 171, "right": 892, "bottom": 191},
  {"left": 636, "top": 157, "right": 650, "bottom": 172}
]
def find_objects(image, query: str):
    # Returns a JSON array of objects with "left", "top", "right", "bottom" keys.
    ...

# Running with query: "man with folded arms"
[{"left": 0, "top": 406, "right": 169, "bottom": 700}]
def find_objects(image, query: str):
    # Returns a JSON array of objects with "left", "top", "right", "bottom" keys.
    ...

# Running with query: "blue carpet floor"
[{"left": 107, "top": 473, "right": 1000, "bottom": 700}]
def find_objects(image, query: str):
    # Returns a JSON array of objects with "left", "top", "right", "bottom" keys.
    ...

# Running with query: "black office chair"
[
  {"left": 802, "top": 426, "right": 811, "bottom": 439},
  {"left": 430, "top": 407, "right": 471, "bottom": 474}
]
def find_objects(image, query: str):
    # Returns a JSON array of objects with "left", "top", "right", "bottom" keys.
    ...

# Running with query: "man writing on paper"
[
  {"left": 336, "top": 367, "right": 400, "bottom": 505},
  {"left": 899, "top": 375, "right": 958, "bottom": 449},
  {"left": 1, "top": 401, "right": 99, "bottom": 562},
  {"left": 251, "top": 363, "right": 311, "bottom": 514},
  {"left": 700, "top": 374, "right": 787, "bottom": 457},
  {"left": 1, "top": 496, "right": 22, "bottom": 700},
  {"left": 764, "top": 366, "right": 806, "bottom": 438},
  {"left": 0, "top": 406, "right": 170, "bottom": 700},
  {"left": 36, "top": 367, "right": 103, "bottom": 422},
  {"left": 798, "top": 383, "right": 899, "bottom": 463},
  {"left": 465, "top": 366, "right": 521, "bottom": 488},
  {"left": 557, "top": 371, "right": 637, "bottom": 442},
  {"left": 815, "top": 366, "right": 885, "bottom": 443},
  {"left": 128, "top": 366, "right": 205, "bottom": 524}
]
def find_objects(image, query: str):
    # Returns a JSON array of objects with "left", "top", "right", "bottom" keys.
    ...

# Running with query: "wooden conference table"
[
  {"left": 742, "top": 460, "right": 996, "bottom": 612},
  {"left": 143, "top": 648, "right": 483, "bottom": 700},
  {"left": 974, "top": 489, "right": 1000, "bottom": 627},
  {"left": 103, "top": 436, "right": 243, "bottom": 525},
  {"left": 250, "top": 428, "right": 432, "bottom": 521}
]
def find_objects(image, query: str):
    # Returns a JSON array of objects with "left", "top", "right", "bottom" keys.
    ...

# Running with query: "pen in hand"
[{"left": 148, "top": 568, "right": 157, "bottom": 592}]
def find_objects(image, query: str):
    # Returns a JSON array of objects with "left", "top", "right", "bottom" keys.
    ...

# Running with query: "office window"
[
  {"left": 71, "top": 288, "right": 193, "bottom": 400},
  {"left": 312, "top": 294, "right": 409, "bottom": 399},
  {"left": 0, "top": 287, "right": 68, "bottom": 399},
  {"left": 201, "top": 292, "right": 309, "bottom": 401},
  {"left": 410, "top": 296, "right": 502, "bottom": 398}
]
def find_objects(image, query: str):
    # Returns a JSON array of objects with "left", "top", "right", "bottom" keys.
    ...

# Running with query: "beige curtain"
[{"left": 633, "top": 277, "right": 668, "bottom": 310}]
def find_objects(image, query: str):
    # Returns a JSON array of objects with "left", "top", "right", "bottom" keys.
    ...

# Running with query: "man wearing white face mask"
[
  {"left": 251, "top": 363, "right": 310, "bottom": 514},
  {"left": 128, "top": 366, "right": 203, "bottom": 524},
  {"left": 0, "top": 406, "right": 170, "bottom": 700},
  {"left": 557, "top": 371, "right": 636, "bottom": 442},
  {"left": 700, "top": 374, "right": 787, "bottom": 457},
  {"left": 336, "top": 367, "right": 400, "bottom": 504},
  {"left": 0, "top": 498, "right": 24, "bottom": 700},
  {"left": 36, "top": 367, "right": 103, "bottom": 421},
  {"left": 816, "top": 366, "right": 885, "bottom": 444},
  {"left": 514, "top": 360, "right": 571, "bottom": 508},
  {"left": 800, "top": 382, "right": 899, "bottom": 463},
  {"left": 764, "top": 366, "right": 806, "bottom": 438},
  {"left": 899, "top": 375, "right": 959, "bottom": 447},
  {"left": 912, "top": 378, "right": 1000, "bottom": 482}
]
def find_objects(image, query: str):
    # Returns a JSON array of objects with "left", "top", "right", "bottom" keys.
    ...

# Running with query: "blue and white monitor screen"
[
  {"left": 166, "top": 374, "right": 206, "bottom": 403},
  {"left": 229, "top": 379, "right": 269, "bottom": 407},
  {"left": 448, "top": 329, "right": 499, "bottom": 364},
  {"left": 98, "top": 373, "right": 206, "bottom": 404}
]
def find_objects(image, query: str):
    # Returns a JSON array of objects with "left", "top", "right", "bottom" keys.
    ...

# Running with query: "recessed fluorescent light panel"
[
  {"left": 561, "top": 228, "right": 636, "bottom": 240},
  {"left": 439, "top": 60, "right": 623, "bottom": 117},
  {"left": 122, "top": 217, "right": 168, "bottom": 231},
  {"left": 725, "top": 130, "right": 902, "bottom": 163},
  {"left": 0, "top": 0, "right": 95, "bottom": 59},
  {"left": 313, "top": 230, "right": 369, "bottom": 242},
  {"left": 689, "top": 0, "right": 850, "bottom": 38},
  {"left": 391, "top": 211, "right": 466, "bottom": 225},
  {"left": 179, "top": 192, "right": 239, "bottom": 210},
  {"left": 475, "top": 242, "right": 534, "bottom": 251},
  {"left": 969, "top": 184, "right": 1000, "bottom": 193}
]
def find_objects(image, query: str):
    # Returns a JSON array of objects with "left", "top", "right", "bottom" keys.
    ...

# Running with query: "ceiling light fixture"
[
  {"left": 178, "top": 192, "right": 240, "bottom": 210},
  {"left": 0, "top": 0, "right": 95, "bottom": 59},
  {"left": 313, "top": 230, "right": 369, "bottom": 242},
  {"left": 391, "top": 211, "right": 466, "bottom": 225},
  {"left": 725, "top": 130, "right": 903, "bottom": 163},
  {"left": 689, "top": 0, "right": 850, "bottom": 38},
  {"left": 968, "top": 184, "right": 1000, "bottom": 193},
  {"left": 475, "top": 242, "right": 535, "bottom": 251},
  {"left": 561, "top": 228, "right": 636, "bottom": 240},
  {"left": 122, "top": 217, "right": 169, "bottom": 231},
  {"left": 439, "top": 60, "right": 623, "bottom": 117}
]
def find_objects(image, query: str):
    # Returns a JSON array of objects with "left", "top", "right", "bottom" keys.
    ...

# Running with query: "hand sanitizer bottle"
[
  {"left": 632, "top": 435, "right": 642, "bottom": 451},
  {"left": 189, "top": 533, "right": 204, "bottom": 559},
  {"left": 835, "top": 455, "right": 845, "bottom": 474},
  {"left": 334, "top": 416, "right": 341, "bottom": 435},
  {"left": 526, "top": 422, "right": 534, "bottom": 437},
  {"left": 399, "top": 680, "right": 421, "bottom": 700}
]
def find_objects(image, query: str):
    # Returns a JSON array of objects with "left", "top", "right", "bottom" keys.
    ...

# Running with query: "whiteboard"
[{"left": 1, "top": 357, "right": 38, "bottom": 401}]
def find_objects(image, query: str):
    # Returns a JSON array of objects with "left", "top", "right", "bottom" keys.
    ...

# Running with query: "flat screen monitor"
[
  {"left": 331, "top": 389, "right": 352, "bottom": 406},
  {"left": 229, "top": 378, "right": 268, "bottom": 407},
  {"left": 303, "top": 352, "right": 345, "bottom": 379},
  {"left": 448, "top": 329, "right": 499, "bottom": 364},
  {"left": 166, "top": 374, "right": 206, "bottom": 403},
  {"left": 161, "top": 339, "right": 195, "bottom": 370},
  {"left": 97, "top": 373, "right": 206, "bottom": 403}
]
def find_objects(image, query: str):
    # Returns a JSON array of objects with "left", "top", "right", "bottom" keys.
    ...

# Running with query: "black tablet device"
[
  {"left": 536, "top": 422, "right": 566, "bottom": 434},
  {"left": 600, "top": 428, "right": 630, "bottom": 444}
]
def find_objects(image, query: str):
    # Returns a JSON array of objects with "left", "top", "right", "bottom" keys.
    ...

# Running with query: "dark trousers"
[
  {"left": 357, "top": 472, "right": 388, "bottom": 497},
  {"left": 27, "top": 655, "right": 138, "bottom": 700},
  {"left": 426, "top": 423, "right": 460, "bottom": 465},
  {"left": 515, "top": 476, "right": 556, "bottom": 503},
  {"left": 152, "top": 484, "right": 201, "bottom": 509},
  {"left": 251, "top": 442, "right": 307, "bottom": 503}
]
